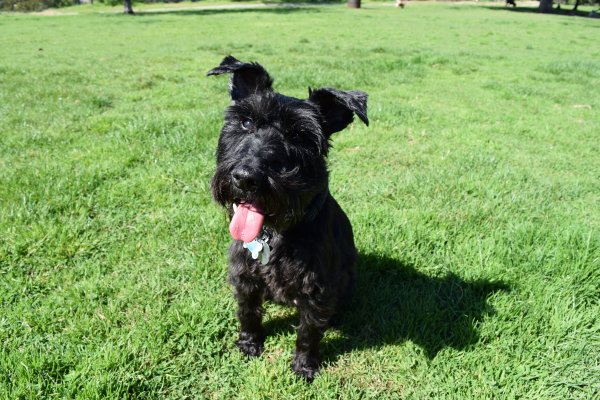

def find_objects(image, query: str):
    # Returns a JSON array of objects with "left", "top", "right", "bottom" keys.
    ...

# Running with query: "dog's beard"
[{"left": 211, "top": 166, "right": 324, "bottom": 234}]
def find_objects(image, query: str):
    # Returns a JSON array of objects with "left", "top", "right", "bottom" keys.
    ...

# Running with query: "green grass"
[{"left": 1, "top": 2, "right": 599, "bottom": 398}]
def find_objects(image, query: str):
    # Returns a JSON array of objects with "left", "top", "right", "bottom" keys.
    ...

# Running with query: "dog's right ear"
[{"left": 206, "top": 55, "right": 273, "bottom": 101}]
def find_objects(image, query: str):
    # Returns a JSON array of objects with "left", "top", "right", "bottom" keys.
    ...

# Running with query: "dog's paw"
[
  {"left": 236, "top": 332, "right": 264, "bottom": 357},
  {"left": 291, "top": 353, "right": 319, "bottom": 382}
]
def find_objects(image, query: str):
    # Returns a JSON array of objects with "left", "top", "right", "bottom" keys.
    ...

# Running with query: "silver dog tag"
[
  {"left": 260, "top": 241, "right": 270, "bottom": 265},
  {"left": 243, "top": 238, "right": 270, "bottom": 265}
]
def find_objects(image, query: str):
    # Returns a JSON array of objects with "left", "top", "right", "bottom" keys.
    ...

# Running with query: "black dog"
[{"left": 207, "top": 56, "right": 368, "bottom": 381}]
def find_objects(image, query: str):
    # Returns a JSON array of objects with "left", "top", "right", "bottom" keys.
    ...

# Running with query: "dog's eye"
[{"left": 241, "top": 118, "right": 254, "bottom": 130}]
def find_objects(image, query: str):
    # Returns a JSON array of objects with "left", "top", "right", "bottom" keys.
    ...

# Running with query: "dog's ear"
[
  {"left": 308, "top": 87, "right": 369, "bottom": 136},
  {"left": 207, "top": 55, "right": 273, "bottom": 101}
]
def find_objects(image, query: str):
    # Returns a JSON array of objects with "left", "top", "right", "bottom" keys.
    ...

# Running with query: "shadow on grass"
[
  {"left": 129, "top": 4, "right": 325, "bottom": 17},
  {"left": 264, "top": 252, "right": 509, "bottom": 363},
  {"left": 136, "top": 9, "right": 319, "bottom": 17},
  {"left": 484, "top": 5, "right": 599, "bottom": 19}
]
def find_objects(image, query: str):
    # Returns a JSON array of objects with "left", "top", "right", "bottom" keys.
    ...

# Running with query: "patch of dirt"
[{"left": 34, "top": 9, "right": 78, "bottom": 16}]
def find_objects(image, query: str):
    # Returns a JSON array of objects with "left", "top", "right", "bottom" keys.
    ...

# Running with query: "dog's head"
[{"left": 207, "top": 56, "right": 368, "bottom": 239}]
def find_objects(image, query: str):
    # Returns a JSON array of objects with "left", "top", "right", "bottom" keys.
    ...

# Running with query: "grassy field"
[{"left": 1, "top": 2, "right": 599, "bottom": 398}]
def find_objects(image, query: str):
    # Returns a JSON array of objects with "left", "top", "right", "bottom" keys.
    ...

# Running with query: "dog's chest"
[
  {"left": 231, "top": 229, "right": 329, "bottom": 306},
  {"left": 257, "top": 255, "right": 307, "bottom": 305}
]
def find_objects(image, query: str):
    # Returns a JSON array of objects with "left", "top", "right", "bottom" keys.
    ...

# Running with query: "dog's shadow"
[{"left": 263, "top": 252, "right": 509, "bottom": 362}]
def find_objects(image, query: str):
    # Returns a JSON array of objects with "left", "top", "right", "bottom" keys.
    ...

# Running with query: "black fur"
[{"left": 208, "top": 56, "right": 368, "bottom": 381}]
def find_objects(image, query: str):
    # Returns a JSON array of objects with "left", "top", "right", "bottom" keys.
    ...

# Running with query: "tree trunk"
[
  {"left": 538, "top": 0, "right": 553, "bottom": 12},
  {"left": 572, "top": 0, "right": 580, "bottom": 11},
  {"left": 123, "top": 0, "right": 134, "bottom": 14}
]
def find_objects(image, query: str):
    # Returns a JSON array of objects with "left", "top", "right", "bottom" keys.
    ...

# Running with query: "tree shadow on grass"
[
  {"left": 263, "top": 252, "right": 509, "bottom": 363},
  {"left": 132, "top": 6, "right": 322, "bottom": 17},
  {"left": 99, "top": 6, "right": 320, "bottom": 19},
  {"left": 484, "top": 5, "right": 598, "bottom": 19}
]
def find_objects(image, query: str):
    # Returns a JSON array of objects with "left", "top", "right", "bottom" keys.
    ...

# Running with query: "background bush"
[
  {"left": 1, "top": 0, "right": 71, "bottom": 11},
  {"left": 0, "top": 0, "right": 192, "bottom": 11}
]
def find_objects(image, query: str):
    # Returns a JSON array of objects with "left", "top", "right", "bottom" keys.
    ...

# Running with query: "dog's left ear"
[
  {"left": 308, "top": 87, "right": 369, "bottom": 136},
  {"left": 207, "top": 55, "right": 274, "bottom": 101}
]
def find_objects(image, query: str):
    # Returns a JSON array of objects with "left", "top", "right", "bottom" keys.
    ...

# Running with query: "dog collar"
[{"left": 304, "top": 190, "right": 329, "bottom": 222}]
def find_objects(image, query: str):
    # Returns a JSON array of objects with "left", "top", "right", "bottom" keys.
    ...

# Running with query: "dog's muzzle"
[{"left": 231, "top": 167, "right": 265, "bottom": 192}]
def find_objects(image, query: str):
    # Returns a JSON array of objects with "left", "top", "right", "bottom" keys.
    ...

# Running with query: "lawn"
[{"left": 1, "top": 2, "right": 599, "bottom": 399}]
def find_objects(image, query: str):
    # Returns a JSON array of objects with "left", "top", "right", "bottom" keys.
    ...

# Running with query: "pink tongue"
[{"left": 229, "top": 203, "right": 264, "bottom": 242}]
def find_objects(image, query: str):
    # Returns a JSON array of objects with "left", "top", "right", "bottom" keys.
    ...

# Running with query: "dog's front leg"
[
  {"left": 233, "top": 285, "right": 266, "bottom": 357},
  {"left": 292, "top": 305, "right": 330, "bottom": 382}
]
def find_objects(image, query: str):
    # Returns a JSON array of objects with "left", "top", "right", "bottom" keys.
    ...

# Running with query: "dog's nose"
[{"left": 231, "top": 168, "right": 263, "bottom": 191}]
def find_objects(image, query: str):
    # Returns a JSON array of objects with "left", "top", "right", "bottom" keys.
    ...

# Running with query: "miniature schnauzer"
[{"left": 207, "top": 56, "right": 368, "bottom": 381}]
